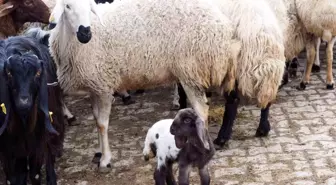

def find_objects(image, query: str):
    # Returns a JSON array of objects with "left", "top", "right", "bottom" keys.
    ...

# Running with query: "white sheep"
[{"left": 40, "top": 0, "right": 241, "bottom": 172}]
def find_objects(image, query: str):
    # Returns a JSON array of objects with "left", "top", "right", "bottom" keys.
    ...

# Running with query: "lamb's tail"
[
  {"left": 24, "top": 27, "right": 50, "bottom": 46},
  {"left": 142, "top": 129, "right": 156, "bottom": 161}
]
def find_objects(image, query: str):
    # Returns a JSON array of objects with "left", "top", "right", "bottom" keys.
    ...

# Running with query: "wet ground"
[{"left": 1, "top": 43, "right": 336, "bottom": 184}]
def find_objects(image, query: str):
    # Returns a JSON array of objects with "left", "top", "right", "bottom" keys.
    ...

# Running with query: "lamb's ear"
[
  {"left": 195, "top": 117, "right": 210, "bottom": 150},
  {"left": 0, "top": 1, "right": 15, "bottom": 18},
  {"left": 90, "top": 0, "right": 105, "bottom": 27},
  {"left": 37, "top": 61, "right": 59, "bottom": 135}
]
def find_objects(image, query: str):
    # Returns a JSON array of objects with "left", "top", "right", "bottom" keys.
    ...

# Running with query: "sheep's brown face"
[
  {"left": 12, "top": 0, "right": 50, "bottom": 26},
  {"left": 170, "top": 108, "right": 198, "bottom": 149},
  {"left": 4, "top": 53, "right": 42, "bottom": 119}
]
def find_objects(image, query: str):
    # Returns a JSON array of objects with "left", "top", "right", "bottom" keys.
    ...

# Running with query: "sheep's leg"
[
  {"left": 45, "top": 146, "right": 57, "bottom": 185},
  {"left": 180, "top": 83, "right": 209, "bottom": 128},
  {"left": 171, "top": 83, "right": 181, "bottom": 110},
  {"left": 325, "top": 37, "right": 336, "bottom": 89},
  {"left": 29, "top": 154, "right": 42, "bottom": 185},
  {"left": 213, "top": 89, "right": 239, "bottom": 149},
  {"left": 178, "top": 162, "right": 191, "bottom": 185},
  {"left": 199, "top": 165, "right": 210, "bottom": 185},
  {"left": 154, "top": 165, "right": 167, "bottom": 185},
  {"left": 298, "top": 37, "right": 317, "bottom": 90},
  {"left": 165, "top": 160, "right": 177, "bottom": 185},
  {"left": 62, "top": 102, "right": 77, "bottom": 124},
  {"left": 312, "top": 37, "right": 321, "bottom": 73},
  {"left": 5, "top": 157, "right": 28, "bottom": 185},
  {"left": 255, "top": 103, "right": 271, "bottom": 137},
  {"left": 94, "top": 93, "right": 113, "bottom": 173},
  {"left": 91, "top": 94, "right": 103, "bottom": 164},
  {"left": 178, "top": 83, "right": 187, "bottom": 109}
]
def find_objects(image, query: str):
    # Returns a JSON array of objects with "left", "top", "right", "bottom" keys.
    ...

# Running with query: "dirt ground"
[{"left": 1, "top": 43, "right": 336, "bottom": 185}]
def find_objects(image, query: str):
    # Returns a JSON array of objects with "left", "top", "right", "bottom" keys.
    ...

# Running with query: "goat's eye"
[
  {"left": 66, "top": 4, "right": 71, "bottom": 9},
  {"left": 184, "top": 118, "right": 191, "bottom": 124}
]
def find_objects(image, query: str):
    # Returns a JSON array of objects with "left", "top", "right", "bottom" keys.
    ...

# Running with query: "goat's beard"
[{"left": 175, "top": 135, "right": 187, "bottom": 149}]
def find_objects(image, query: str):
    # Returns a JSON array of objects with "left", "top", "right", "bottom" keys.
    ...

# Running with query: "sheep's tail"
[
  {"left": 252, "top": 59, "right": 285, "bottom": 108},
  {"left": 24, "top": 27, "right": 51, "bottom": 46},
  {"left": 142, "top": 128, "right": 155, "bottom": 161}
]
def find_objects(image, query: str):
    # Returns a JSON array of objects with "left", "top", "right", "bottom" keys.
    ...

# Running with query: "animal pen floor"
[{"left": 2, "top": 44, "right": 336, "bottom": 185}]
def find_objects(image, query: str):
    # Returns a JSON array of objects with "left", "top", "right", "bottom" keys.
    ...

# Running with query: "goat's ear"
[
  {"left": 195, "top": 117, "right": 210, "bottom": 150},
  {"left": 38, "top": 61, "right": 59, "bottom": 135},
  {"left": 0, "top": 1, "right": 15, "bottom": 18},
  {"left": 90, "top": 0, "right": 105, "bottom": 27}
]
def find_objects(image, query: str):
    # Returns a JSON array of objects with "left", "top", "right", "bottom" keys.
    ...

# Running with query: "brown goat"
[{"left": 0, "top": 0, "right": 50, "bottom": 39}]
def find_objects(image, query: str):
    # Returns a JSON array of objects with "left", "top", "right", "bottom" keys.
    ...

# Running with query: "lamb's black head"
[
  {"left": 4, "top": 53, "right": 43, "bottom": 118},
  {"left": 170, "top": 108, "right": 210, "bottom": 151}
]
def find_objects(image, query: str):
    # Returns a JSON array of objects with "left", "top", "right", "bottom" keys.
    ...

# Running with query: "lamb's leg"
[
  {"left": 45, "top": 146, "right": 57, "bottom": 185},
  {"left": 255, "top": 103, "right": 271, "bottom": 137},
  {"left": 91, "top": 94, "right": 103, "bottom": 164},
  {"left": 29, "top": 154, "right": 42, "bottom": 185},
  {"left": 312, "top": 37, "right": 321, "bottom": 73},
  {"left": 154, "top": 165, "right": 167, "bottom": 185},
  {"left": 325, "top": 37, "right": 336, "bottom": 89},
  {"left": 298, "top": 36, "right": 317, "bottom": 90},
  {"left": 171, "top": 83, "right": 181, "bottom": 110},
  {"left": 95, "top": 94, "right": 113, "bottom": 172},
  {"left": 199, "top": 165, "right": 210, "bottom": 185},
  {"left": 165, "top": 160, "right": 177, "bottom": 185},
  {"left": 178, "top": 163, "right": 191, "bottom": 185},
  {"left": 213, "top": 88, "right": 239, "bottom": 149},
  {"left": 180, "top": 83, "right": 209, "bottom": 128},
  {"left": 288, "top": 57, "right": 298, "bottom": 78},
  {"left": 7, "top": 157, "right": 28, "bottom": 185}
]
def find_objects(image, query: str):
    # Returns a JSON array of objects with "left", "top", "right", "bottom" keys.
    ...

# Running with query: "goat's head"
[
  {"left": 170, "top": 108, "right": 210, "bottom": 151},
  {"left": 49, "top": 0, "right": 104, "bottom": 44},
  {"left": 11, "top": 0, "right": 51, "bottom": 25},
  {"left": 3, "top": 52, "right": 58, "bottom": 134}
]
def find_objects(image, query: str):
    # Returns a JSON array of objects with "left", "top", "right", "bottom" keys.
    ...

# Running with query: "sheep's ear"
[
  {"left": 0, "top": 1, "right": 15, "bottom": 18},
  {"left": 49, "top": 1, "right": 64, "bottom": 26},
  {"left": 38, "top": 61, "right": 59, "bottom": 135},
  {"left": 90, "top": 0, "right": 105, "bottom": 27},
  {"left": 0, "top": 62, "right": 11, "bottom": 136},
  {"left": 195, "top": 117, "right": 210, "bottom": 151}
]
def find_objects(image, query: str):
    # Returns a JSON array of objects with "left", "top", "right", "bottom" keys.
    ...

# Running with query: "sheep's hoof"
[
  {"left": 255, "top": 124, "right": 270, "bottom": 137},
  {"left": 296, "top": 82, "right": 307, "bottom": 91},
  {"left": 171, "top": 104, "right": 180, "bottom": 110},
  {"left": 135, "top": 89, "right": 145, "bottom": 94},
  {"left": 213, "top": 138, "right": 228, "bottom": 150},
  {"left": 326, "top": 83, "right": 334, "bottom": 90},
  {"left": 312, "top": 64, "right": 320, "bottom": 73},
  {"left": 122, "top": 96, "right": 136, "bottom": 105},
  {"left": 67, "top": 116, "right": 77, "bottom": 124},
  {"left": 98, "top": 163, "right": 112, "bottom": 173},
  {"left": 92, "top": 152, "right": 102, "bottom": 164}
]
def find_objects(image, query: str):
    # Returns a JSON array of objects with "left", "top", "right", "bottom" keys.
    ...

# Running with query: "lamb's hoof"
[
  {"left": 92, "top": 152, "right": 102, "bottom": 164},
  {"left": 122, "top": 96, "right": 135, "bottom": 105},
  {"left": 98, "top": 163, "right": 112, "bottom": 173},
  {"left": 171, "top": 104, "right": 180, "bottom": 110},
  {"left": 135, "top": 89, "right": 145, "bottom": 94},
  {"left": 289, "top": 71, "right": 297, "bottom": 78},
  {"left": 255, "top": 124, "right": 270, "bottom": 137},
  {"left": 326, "top": 83, "right": 334, "bottom": 90},
  {"left": 206, "top": 92, "right": 212, "bottom": 97},
  {"left": 213, "top": 138, "right": 228, "bottom": 150},
  {"left": 296, "top": 82, "right": 307, "bottom": 91},
  {"left": 312, "top": 64, "right": 320, "bottom": 73}
]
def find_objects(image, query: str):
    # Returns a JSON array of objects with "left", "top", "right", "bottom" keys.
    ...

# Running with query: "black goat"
[
  {"left": 0, "top": 35, "right": 66, "bottom": 185},
  {"left": 170, "top": 108, "right": 215, "bottom": 185}
]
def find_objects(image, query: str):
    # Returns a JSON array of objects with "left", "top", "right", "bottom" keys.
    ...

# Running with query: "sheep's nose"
[
  {"left": 77, "top": 25, "right": 92, "bottom": 44},
  {"left": 170, "top": 125, "right": 176, "bottom": 135},
  {"left": 19, "top": 97, "right": 29, "bottom": 105}
]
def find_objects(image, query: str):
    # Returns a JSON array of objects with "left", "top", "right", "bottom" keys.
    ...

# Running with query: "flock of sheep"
[{"left": 0, "top": 0, "right": 336, "bottom": 184}]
